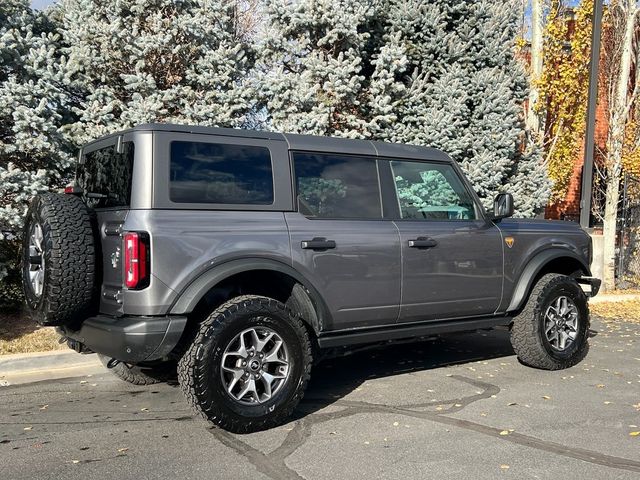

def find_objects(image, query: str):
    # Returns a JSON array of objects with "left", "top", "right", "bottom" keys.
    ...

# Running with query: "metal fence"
[{"left": 616, "top": 174, "right": 640, "bottom": 288}]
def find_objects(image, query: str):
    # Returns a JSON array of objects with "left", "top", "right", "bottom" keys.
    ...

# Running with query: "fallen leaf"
[
  {"left": 117, "top": 447, "right": 129, "bottom": 453},
  {"left": 604, "top": 401, "right": 613, "bottom": 405},
  {"left": 499, "top": 430, "right": 510, "bottom": 436},
  {"left": 500, "top": 465, "right": 510, "bottom": 470},
  {"left": 596, "top": 384, "right": 605, "bottom": 388},
  {"left": 80, "top": 380, "right": 87, "bottom": 384},
  {"left": 393, "top": 422, "right": 399, "bottom": 427},
  {"left": 633, "top": 403, "right": 640, "bottom": 411},
  {"left": 140, "top": 408, "right": 149, "bottom": 412},
  {"left": 23, "top": 426, "right": 32, "bottom": 431},
  {"left": 39, "top": 405, "right": 48, "bottom": 410},
  {"left": 630, "top": 431, "right": 640, "bottom": 437},
  {"left": 71, "top": 460, "right": 80, "bottom": 464},
  {"left": 542, "top": 395, "right": 551, "bottom": 400},
  {"left": 507, "top": 402, "right": 517, "bottom": 406},
  {"left": 364, "top": 441, "right": 370, "bottom": 445}
]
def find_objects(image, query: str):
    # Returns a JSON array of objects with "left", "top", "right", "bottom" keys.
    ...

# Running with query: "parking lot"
[{"left": 1, "top": 316, "right": 639, "bottom": 480}]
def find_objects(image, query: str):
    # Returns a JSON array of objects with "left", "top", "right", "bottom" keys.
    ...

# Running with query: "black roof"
[{"left": 92, "top": 123, "right": 451, "bottom": 162}]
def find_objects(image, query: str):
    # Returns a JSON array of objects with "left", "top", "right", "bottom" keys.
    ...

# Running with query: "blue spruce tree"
[{"left": 260, "top": 0, "right": 549, "bottom": 216}]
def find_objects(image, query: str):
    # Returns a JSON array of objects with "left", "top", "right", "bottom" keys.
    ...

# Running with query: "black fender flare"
[
  {"left": 506, "top": 249, "right": 591, "bottom": 312},
  {"left": 168, "top": 258, "right": 330, "bottom": 333}
]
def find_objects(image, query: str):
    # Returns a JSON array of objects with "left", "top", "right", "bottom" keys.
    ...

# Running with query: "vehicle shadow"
[{"left": 294, "top": 328, "right": 515, "bottom": 419}]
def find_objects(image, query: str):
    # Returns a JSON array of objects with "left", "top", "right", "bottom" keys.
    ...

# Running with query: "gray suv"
[{"left": 22, "top": 124, "right": 600, "bottom": 432}]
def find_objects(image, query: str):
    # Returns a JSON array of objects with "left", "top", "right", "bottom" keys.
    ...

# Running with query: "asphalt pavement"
[{"left": 1, "top": 317, "right": 639, "bottom": 480}]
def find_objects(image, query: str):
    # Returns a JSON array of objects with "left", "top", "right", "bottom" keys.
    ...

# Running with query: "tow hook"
[
  {"left": 106, "top": 358, "right": 121, "bottom": 369},
  {"left": 66, "top": 338, "right": 93, "bottom": 354},
  {"left": 66, "top": 338, "right": 83, "bottom": 353}
]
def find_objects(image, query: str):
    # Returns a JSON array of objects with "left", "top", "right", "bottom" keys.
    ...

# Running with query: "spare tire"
[{"left": 22, "top": 193, "right": 98, "bottom": 326}]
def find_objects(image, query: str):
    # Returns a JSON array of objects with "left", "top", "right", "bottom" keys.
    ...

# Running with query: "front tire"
[
  {"left": 510, "top": 273, "right": 589, "bottom": 370},
  {"left": 178, "top": 295, "right": 312, "bottom": 433}
]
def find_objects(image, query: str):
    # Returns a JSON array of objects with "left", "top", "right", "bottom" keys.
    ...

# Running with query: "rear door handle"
[
  {"left": 408, "top": 237, "right": 438, "bottom": 248},
  {"left": 301, "top": 237, "right": 336, "bottom": 250}
]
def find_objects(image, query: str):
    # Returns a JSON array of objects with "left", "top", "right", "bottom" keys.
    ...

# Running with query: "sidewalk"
[{"left": 0, "top": 350, "right": 101, "bottom": 386}]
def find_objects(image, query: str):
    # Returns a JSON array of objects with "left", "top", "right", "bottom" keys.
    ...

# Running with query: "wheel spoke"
[
  {"left": 558, "top": 329, "right": 568, "bottom": 350},
  {"left": 224, "top": 367, "right": 244, "bottom": 394},
  {"left": 260, "top": 373, "right": 274, "bottom": 400},
  {"left": 235, "top": 378, "right": 258, "bottom": 402},
  {"left": 264, "top": 340, "right": 287, "bottom": 365},
  {"left": 545, "top": 321, "right": 556, "bottom": 335}
]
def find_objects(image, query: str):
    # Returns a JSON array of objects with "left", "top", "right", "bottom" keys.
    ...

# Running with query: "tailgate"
[{"left": 97, "top": 209, "right": 128, "bottom": 316}]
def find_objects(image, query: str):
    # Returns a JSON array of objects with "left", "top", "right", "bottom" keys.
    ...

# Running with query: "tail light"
[
  {"left": 64, "top": 185, "right": 83, "bottom": 195},
  {"left": 123, "top": 232, "right": 150, "bottom": 289}
]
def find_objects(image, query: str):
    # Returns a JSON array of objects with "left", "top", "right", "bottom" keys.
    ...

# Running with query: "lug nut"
[{"left": 242, "top": 361, "right": 247, "bottom": 367}]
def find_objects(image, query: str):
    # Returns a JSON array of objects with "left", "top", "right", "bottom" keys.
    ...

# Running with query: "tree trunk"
[
  {"left": 527, "top": 0, "right": 544, "bottom": 137},
  {"left": 602, "top": 2, "right": 637, "bottom": 290}
]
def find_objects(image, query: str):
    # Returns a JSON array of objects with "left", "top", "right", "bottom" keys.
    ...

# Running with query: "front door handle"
[
  {"left": 408, "top": 237, "right": 438, "bottom": 249},
  {"left": 301, "top": 237, "right": 336, "bottom": 250}
]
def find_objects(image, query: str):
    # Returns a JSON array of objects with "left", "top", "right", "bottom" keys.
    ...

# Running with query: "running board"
[{"left": 317, "top": 316, "right": 512, "bottom": 349}]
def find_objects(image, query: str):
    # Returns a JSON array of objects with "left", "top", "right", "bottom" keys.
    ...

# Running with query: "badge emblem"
[
  {"left": 111, "top": 247, "right": 121, "bottom": 269},
  {"left": 505, "top": 237, "right": 515, "bottom": 249}
]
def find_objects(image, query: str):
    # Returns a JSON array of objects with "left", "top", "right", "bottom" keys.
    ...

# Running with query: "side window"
[
  {"left": 78, "top": 142, "right": 134, "bottom": 208},
  {"left": 390, "top": 160, "right": 477, "bottom": 220},
  {"left": 170, "top": 141, "right": 274, "bottom": 205},
  {"left": 293, "top": 152, "right": 382, "bottom": 219}
]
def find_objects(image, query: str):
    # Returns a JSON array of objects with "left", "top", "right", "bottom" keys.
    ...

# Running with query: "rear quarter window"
[
  {"left": 78, "top": 142, "right": 134, "bottom": 208},
  {"left": 170, "top": 141, "right": 274, "bottom": 205}
]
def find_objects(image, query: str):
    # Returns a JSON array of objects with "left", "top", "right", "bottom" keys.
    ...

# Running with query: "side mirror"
[{"left": 492, "top": 193, "right": 514, "bottom": 221}]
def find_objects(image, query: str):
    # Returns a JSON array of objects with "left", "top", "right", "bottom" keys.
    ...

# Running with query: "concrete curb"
[
  {"left": 0, "top": 349, "right": 100, "bottom": 376},
  {"left": 590, "top": 293, "right": 640, "bottom": 304}
]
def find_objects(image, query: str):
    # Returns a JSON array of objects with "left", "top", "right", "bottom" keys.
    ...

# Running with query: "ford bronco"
[{"left": 22, "top": 124, "right": 600, "bottom": 432}]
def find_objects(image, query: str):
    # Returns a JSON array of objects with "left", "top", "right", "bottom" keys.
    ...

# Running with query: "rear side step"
[{"left": 317, "top": 316, "right": 512, "bottom": 349}]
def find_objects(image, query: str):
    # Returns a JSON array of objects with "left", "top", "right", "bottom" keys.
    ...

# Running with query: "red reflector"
[{"left": 123, "top": 232, "right": 149, "bottom": 289}]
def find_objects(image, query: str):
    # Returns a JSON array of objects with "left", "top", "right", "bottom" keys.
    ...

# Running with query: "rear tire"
[
  {"left": 98, "top": 354, "right": 176, "bottom": 385},
  {"left": 510, "top": 273, "right": 589, "bottom": 370},
  {"left": 178, "top": 295, "right": 312, "bottom": 433},
  {"left": 22, "top": 193, "right": 97, "bottom": 326}
]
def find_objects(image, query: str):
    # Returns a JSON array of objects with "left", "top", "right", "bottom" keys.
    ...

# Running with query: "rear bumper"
[
  {"left": 61, "top": 315, "right": 187, "bottom": 363},
  {"left": 577, "top": 276, "right": 601, "bottom": 298}
]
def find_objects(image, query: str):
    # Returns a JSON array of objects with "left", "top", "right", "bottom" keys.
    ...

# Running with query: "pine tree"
[
  {"left": 60, "top": 0, "right": 257, "bottom": 145},
  {"left": 260, "top": 0, "right": 549, "bottom": 216},
  {"left": 0, "top": 1, "right": 73, "bottom": 301}
]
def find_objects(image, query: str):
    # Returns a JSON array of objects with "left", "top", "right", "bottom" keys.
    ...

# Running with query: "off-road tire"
[
  {"left": 178, "top": 295, "right": 312, "bottom": 433},
  {"left": 510, "top": 273, "right": 589, "bottom": 370},
  {"left": 22, "top": 193, "right": 97, "bottom": 326},
  {"left": 98, "top": 354, "right": 176, "bottom": 385}
]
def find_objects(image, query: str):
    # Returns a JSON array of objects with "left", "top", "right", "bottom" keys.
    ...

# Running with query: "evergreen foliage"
[
  {"left": 0, "top": 0, "right": 73, "bottom": 305},
  {"left": 260, "top": 0, "right": 550, "bottom": 216},
  {"left": 60, "top": 0, "right": 256, "bottom": 145}
]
